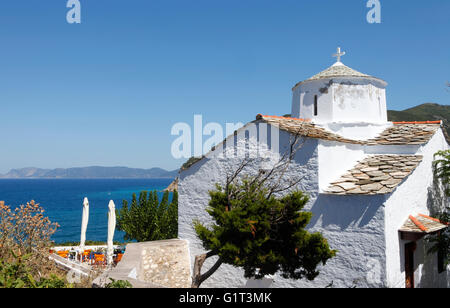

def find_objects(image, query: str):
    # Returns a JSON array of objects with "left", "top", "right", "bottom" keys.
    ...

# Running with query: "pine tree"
[
  {"left": 191, "top": 132, "right": 336, "bottom": 287},
  {"left": 192, "top": 180, "right": 336, "bottom": 288}
]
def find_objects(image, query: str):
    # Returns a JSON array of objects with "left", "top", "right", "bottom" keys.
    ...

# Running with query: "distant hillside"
[
  {"left": 0, "top": 166, "right": 178, "bottom": 179},
  {"left": 387, "top": 103, "right": 450, "bottom": 137}
]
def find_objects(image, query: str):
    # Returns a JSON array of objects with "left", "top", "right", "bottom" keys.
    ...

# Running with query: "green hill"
[{"left": 388, "top": 103, "right": 450, "bottom": 138}]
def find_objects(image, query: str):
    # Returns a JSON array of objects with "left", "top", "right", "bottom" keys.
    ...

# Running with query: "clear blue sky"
[{"left": 0, "top": 0, "right": 449, "bottom": 173}]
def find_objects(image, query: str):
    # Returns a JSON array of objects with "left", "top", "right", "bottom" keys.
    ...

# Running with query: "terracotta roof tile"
[
  {"left": 324, "top": 155, "right": 423, "bottom": 195},
  {"left": 399, "top": 214, "right": 448, "bottom": 234}
]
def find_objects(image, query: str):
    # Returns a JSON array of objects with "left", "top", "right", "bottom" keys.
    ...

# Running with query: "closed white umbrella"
[
  {"left": 80, "top": 197, "right": 89, "bottom": 252},
  {"left": 107, "top": 200, "right": 116, "bottom": 265}
]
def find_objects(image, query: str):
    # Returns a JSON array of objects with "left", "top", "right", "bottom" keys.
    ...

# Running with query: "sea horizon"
[
  {"left": 0, "top": 178, "right": 174, "bottom": 244},
  {"left": 0, "top": 177, "right": 176, "bottom": 180}
]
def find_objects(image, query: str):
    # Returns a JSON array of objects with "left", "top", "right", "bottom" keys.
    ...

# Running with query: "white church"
[{"left": 177, "top": 48, "right": 449, "bottom": 288}]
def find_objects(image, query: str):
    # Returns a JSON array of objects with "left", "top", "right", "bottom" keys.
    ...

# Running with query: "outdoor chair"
[
  {"left": 57, "top": 250, "right": 69, "bottom": 258},
  {"left": 82, "top": 250, "right": 92, "bottom": 263},
  {"left": 94, "top": 254, "right": 106, "bottom": 266},
  {"left": 114, "top": 253, "right": 123, "bottom": 265}
]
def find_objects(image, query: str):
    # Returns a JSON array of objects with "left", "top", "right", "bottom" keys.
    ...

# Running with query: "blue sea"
[{"left": 0, "top": 178, "right": 173, "bottom": 244}]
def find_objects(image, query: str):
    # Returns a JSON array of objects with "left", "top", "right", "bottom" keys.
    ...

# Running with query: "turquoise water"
[{"left": 0, "top": 178, "right": 173, "bottom": 243}]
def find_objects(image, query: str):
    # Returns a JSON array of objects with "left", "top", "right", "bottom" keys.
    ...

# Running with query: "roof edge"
[{"left": 292, "top": 75, "right": 388, "bottom": 91}]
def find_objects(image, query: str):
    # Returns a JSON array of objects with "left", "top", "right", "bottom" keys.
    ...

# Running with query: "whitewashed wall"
[
  {"left": 291, "top": 78, "right": 387, "bottom": 124},
  {"left": 179, "top": 121, "right": 448, "bottom": 288},
  {"left": 320, "top": 122, "right": 392, "bottom": 141},
  {"left": 330, "top": 80, "right": 387, "bottom": 124},
  {"left": 179, "top": 123, "right": 388, "bottom": 288},
  {"left": 384, "top": 130, "right": 449, "bottom": 288},
  {"left": 317, "top": 141, "right": 365, "bottom": 192},
  {"left": 291, "top": 79, "right": 333, "bottom": 122}
]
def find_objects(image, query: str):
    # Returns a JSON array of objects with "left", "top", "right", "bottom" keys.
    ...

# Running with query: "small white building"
[{"left": 178, "top": 49, "right": 449, "bottom": 288}]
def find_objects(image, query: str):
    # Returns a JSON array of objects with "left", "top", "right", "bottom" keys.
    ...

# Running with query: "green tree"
[
  {"left": 116, "top": 190, "right": 178, "bottom": 242},
  {"left": 190, "top": 131, "right": 337, "bottom": 288},
  {"left": 433, "top": 150, "right": 450, "bottom": 195},
  {"left": 192, "top": 180, "right": 335, "bottom": 288},
  {"left": 429, "top": 150, "right": 450, "bottom": 266}
]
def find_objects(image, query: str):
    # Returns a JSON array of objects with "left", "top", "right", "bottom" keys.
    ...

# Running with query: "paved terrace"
[{"left": 93, "top": 239, "right": 191, "bottom": 288}]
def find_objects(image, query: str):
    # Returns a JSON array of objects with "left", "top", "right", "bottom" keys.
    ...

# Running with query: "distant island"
[
  {"left": 3, "top": 103, "right": 448, "bottom": 180},
  {"left": 0, "top": 166, "right": 178, "bottom": 179}
]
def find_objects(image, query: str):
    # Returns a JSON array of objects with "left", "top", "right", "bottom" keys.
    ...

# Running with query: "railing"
[{"left": 51, "top": 245, "right": 126, "bottom": 267}]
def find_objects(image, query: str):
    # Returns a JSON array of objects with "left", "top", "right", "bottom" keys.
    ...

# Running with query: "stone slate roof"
[
  {"left": 293, "top": 62, "right": 384, "bottom": 88},
  {"left": 399, "top": 214, "right": 448, "bottom": 234},
  {"left": 324, "top": 155, "right": 423, "bottom": 195},
  {"left": 257, "top": 115, "right": 442, "bottom": 146},
  {"left": 365, "top": 123, "right": 441, "bottom": 145},
  {"left": 256, "top": 115, "right": 364, "bottom": 144},
  {"left": 307, "top": 63, "right": 371, "bottom": 81}
]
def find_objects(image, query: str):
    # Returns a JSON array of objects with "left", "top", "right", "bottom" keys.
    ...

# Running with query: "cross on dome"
[{"left": 333, "top": 47, "right": 346, "bottom": 63}]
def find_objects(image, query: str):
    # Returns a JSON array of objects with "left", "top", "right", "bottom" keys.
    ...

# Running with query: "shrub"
[
  {"left": 105, "top": 278, "right": 133, "bottom": 288},
  {"left": 0, "top": 200, "right": 59, "bottom": 259},
  {"left": 116, "top": 191, "right": 178, "bottom": 242},
  {"left": 0, "top": 201, "right": 68, "bottom": 287},
  {"left": 0, "top": 251, "right": 70, "bottom": 288}
]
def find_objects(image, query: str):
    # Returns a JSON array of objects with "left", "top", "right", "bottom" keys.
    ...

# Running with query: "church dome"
[
  {"left": 291, "top": 48, "right": 388, "bottom": 124},
  {"left": 293, "top": 62, "right": 386, "bottom": 90}
]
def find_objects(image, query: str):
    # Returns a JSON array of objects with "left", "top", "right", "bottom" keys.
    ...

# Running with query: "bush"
[
  {"left": 105, "top": 278, "right": 133, "bottom": 288},
  {"left": 430, "top": 151, "right": 450, "bottom": 266},
  {"left": 0, "top": 200, "right": 59, "bottom": 259},
  {"left": 0, "top": 200, "right": 69, "bottom": 288},
  {"left": 116, "top": 191, "right": 178, "bottom": 242},
  {"left": 0, "top": 251, "right": 70, "bottom": 288}
]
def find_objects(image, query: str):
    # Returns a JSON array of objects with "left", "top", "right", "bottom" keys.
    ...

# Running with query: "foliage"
[
  {"left": 0, "top": 201, "right": 71, "bottom": 288},
  {"left": 194, "top": 180, "right": 336, "bottom": 282},
  {"left": 0, "top": 200, "right": 59, "bottom": 258},
  {"left": 433, "top": 150, "right": 450, "bottom": 196},
  {"left": 181, "top": 156, "right": 203, "bottom": 171},
  {"left": 116, "top": 190, "right": 178, "bottom": 242},
  {"left": 428, "top": 150, "right": 450, "bottom": 265},
  {"left": 0, "top": 200, "right": 67, "bottom": 287},
  {"left": 104, "top": 278, "right": 133, "bottom": 288},
  {"left": 427, "top": 214, "right": 449, "bottom": 266},
  {"left": 0, "top": 251, "right": 70, "bottom": 288}
]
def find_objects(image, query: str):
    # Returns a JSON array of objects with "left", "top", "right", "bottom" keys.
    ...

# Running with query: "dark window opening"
[
  {"left": 405, "top": 242, "right": 416, "bottom": 288},
  {"left": 314, "top": 95, "right": 318, "bottom": 116},
  {"left": 438, "top": 248, "right": 445, "bottom": 274}
]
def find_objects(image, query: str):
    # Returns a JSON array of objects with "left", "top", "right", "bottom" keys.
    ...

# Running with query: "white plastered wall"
[
  {"left": 291, "top": 80, "right": 333, "bottom": 122},
  {"left": 291, "top": 78, "right": 387, "bottom": 124},
  {"left": 179, "top": 123, "right": 388, "bottom": 288},
  {"left": 330, "top": 80, "right": 387, "bottom": 124},
  {"left": 384, "top": 130, "right": 449, "bottom": 288}
]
